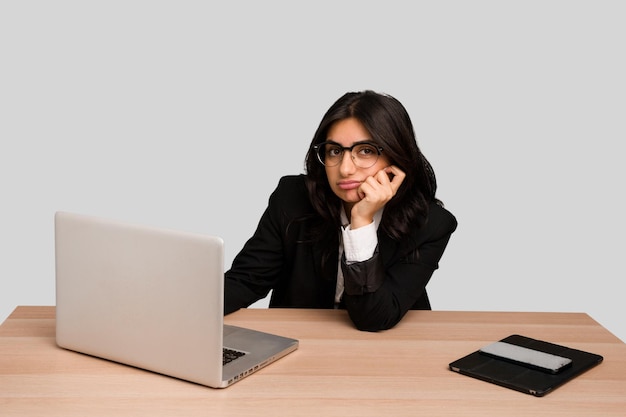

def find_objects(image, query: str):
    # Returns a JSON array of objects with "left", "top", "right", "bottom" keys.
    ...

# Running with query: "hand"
[{"left": 350, "top": 165, "right": 406, "bottom": 229}]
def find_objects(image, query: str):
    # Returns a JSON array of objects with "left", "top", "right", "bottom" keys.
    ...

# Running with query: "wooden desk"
[{"left": 1, "top": 306, "right": 625, "bottom": 416}]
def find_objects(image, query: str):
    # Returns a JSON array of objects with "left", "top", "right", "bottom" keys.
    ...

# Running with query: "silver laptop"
[{"left": 54, "top": 211, "right": 298, "bottom": 388}]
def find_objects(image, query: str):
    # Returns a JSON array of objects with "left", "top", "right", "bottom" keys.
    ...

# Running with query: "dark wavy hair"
[{"left": 304, "top": 90, "right": 439, "bottom": 241}]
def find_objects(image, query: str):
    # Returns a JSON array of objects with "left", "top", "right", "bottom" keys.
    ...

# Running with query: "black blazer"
[{"left": 224, "top": 174, "right": 457, "bottom": 331}]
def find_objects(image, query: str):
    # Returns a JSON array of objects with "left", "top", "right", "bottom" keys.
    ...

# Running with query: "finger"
[
  {"left": 384, "top": 166, "right": 406, "bottom": 192},
  {"left": 372, "top": 169, "right": 392, "bottom": 186},
  {"left": 361, "top": 175, "right": 392, "bottom": 205},
  {"left": 384, "top": 165, "right": 405, "bottom": 179}
]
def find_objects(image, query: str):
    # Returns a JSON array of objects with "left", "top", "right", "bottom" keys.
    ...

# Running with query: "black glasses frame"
[{"left": 312, "top": 141, "right": 383, "bottom": 168}]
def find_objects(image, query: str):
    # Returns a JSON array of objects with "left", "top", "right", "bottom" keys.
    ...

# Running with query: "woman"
[{"left": 224, "top": 90, "right": 457, "bottom": 331}]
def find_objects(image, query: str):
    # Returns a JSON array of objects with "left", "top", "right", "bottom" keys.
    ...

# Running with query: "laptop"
[{"left": 54, "top": 211, "right": 298, "bottom": 388}]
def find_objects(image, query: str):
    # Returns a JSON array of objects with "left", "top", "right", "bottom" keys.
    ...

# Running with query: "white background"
[{"left": 1, "top": 1, "right": 624, "bottom": 342}]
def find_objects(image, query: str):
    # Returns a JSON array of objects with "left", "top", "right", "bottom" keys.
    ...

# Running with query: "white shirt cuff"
[{"left": 341, "top": 221, "right": 378, "bottom": 263}]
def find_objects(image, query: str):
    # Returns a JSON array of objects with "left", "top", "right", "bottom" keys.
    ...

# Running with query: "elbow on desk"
[
  {"left": 344, "top": 296, "right": 404, "bottom": 332},
  {"left": 351, "top": 318, "right": 399, "bottom": 332},
  {"left": 347, "top": 310, "right": 401, "bottom": 332}
]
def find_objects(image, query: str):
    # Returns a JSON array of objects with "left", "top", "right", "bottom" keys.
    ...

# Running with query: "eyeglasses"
[{"left": 313, "top": 141, "right": 384, "bottom": 169}]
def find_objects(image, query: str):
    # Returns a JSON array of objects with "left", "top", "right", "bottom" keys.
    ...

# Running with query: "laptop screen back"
[{"left": 55, "top": 211, "right": 225, "bottom": 386}]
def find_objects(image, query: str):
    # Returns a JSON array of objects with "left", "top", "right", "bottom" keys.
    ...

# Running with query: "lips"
[{"left": 337, "top": 180, "right": 361, "bottom": 190}]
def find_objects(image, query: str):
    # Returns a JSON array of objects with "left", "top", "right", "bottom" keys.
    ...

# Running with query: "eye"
[
  {"left": 326, "top": 145, "right": 343, "bottom": 158},
  {"left": 355, "top": 144, "right": 378, "bottom": 158}
]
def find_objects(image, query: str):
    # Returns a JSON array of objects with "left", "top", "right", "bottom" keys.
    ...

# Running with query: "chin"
[{"left": 338, "top": 191, "right": 360, "bottom": 203}]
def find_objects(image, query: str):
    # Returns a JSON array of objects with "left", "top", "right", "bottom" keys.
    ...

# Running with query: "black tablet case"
[{"left": 449, "top": 334, "right": 603, "bottom": 397}]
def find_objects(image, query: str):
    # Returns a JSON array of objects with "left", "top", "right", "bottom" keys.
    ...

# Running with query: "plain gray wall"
[{"left": 2, "top": 1, "right": 624, "bottom": 342}]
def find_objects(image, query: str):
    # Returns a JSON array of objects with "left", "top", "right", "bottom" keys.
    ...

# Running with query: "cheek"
[
  {"left": 363, "top": 161, "right": 388, "bottom": 177},
  {"left": 324, "top": 166, "right": 336, "bottom": 182},
  {"left": 376, "top": 155, "right": 392, "bottom": 169},
  {"left": 324, "top": 168, "right": 344, "bottom": 197}
]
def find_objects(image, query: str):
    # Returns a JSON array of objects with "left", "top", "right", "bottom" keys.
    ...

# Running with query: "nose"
[{"left": 338, "top": 150, "right": 357, "bottom": 175}]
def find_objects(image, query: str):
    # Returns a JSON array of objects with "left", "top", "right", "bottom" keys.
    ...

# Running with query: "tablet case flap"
[{"left": 448, "top": 334, "right": 603, "bottom": 396}]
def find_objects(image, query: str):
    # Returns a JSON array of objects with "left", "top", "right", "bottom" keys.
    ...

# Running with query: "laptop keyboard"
[{"left": 223, "top": 348, "right": 246, "bottom": 365}]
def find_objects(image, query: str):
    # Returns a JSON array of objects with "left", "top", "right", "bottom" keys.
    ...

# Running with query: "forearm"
[
  {"left": 341, "top": 252, "right": 435, "bottom": 331},
  {"left": 340, "top": 219, "right": 455, "bottom": 331}
]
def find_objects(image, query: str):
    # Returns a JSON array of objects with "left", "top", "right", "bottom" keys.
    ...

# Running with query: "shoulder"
[
  {"left": 267, "top": 174, "right": 314, "bottom": 215},
  {"left": 275, "top": 174, "right": 307, "bottom": 192},
  {"left": 270, "top": 174, "right": 308, "bottom": 200},
  {"left": 426, "top": 201, "right": 458, "bottom": 234},
  {"left": 406, "top": 201, "right": 457, "bottom": 245}
]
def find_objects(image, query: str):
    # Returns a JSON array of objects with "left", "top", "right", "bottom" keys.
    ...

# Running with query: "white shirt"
[{"left": 335, "top": 208, "right": 383, "bottom": 304}]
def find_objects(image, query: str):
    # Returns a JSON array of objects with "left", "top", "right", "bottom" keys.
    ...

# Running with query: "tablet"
[{"left": 449, "top": 334, "right": 603, "bottom": 396}]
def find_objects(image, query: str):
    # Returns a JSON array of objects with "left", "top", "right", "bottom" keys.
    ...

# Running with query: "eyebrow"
[{"left": 323, "top": 139, "right": 375, "bottom": 146}]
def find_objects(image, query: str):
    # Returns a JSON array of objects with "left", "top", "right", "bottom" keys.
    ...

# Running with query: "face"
[{"left": 324, "top": 117, "right": 391, "bottom": 210}]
